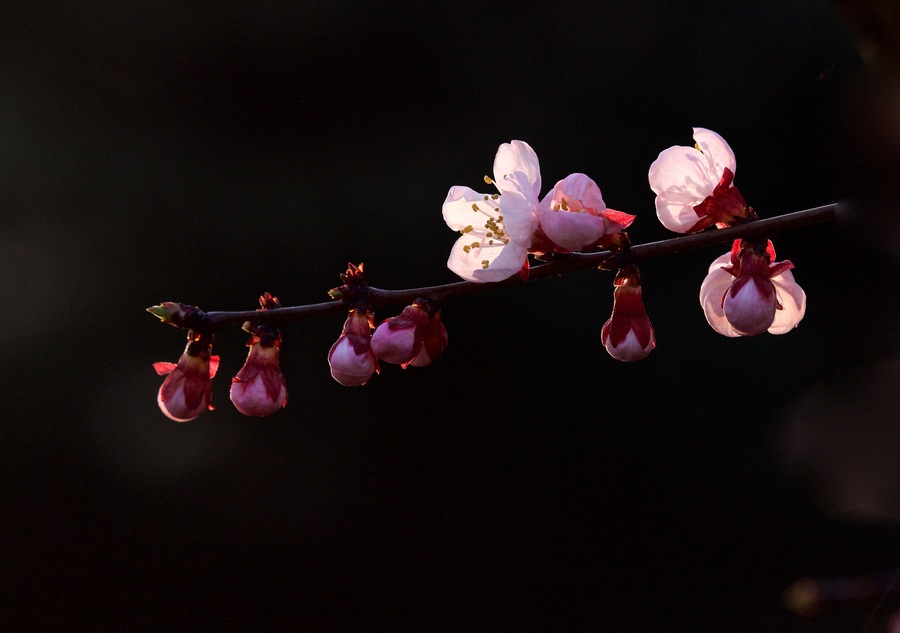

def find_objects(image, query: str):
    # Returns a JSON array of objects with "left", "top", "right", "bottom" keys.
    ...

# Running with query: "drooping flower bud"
[
  {"left": 601, "top": 266, "right": 655, "bottom": 362},
  {"left": 408, "top": 309, "right": 448, "bottom": 367},
  {"left": 229, "top": 293, "right": 288, "bottom": 416},
  {"left": 700, "top": 239, "right": 806, "bottom": 337},
  {"left": 153, "top": 338, "right": 219, "bottom": 422},
  {"left": 370, "top": 301, "right": 431, "bottom": 366},
  {"left": 231, "top": 341, "right": 287, "bottom": 417},
  {"left": 328, "top": 309, "right": 380, "bottom": 386}
]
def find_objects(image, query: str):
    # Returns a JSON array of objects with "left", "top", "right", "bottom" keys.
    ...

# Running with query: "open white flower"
[
  {"left": 649, "top": 128, "right": 749, "bottom": 233},
  {"left": 443, "top": 141, "right": 542, "bottom": 282}
]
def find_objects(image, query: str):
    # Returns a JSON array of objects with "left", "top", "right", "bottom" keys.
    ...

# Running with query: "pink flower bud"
[
  {"left": 153, "top": 341, "right": 219, "bottom": 422},
  {"left": 230, "top": 340, "right": 288, "bottom": 417},
  {"left": 601, "top": 267, "right": 655, "bottom": 362},
  {"left": 328, "top": 310, "right": 380, "bottom": 386},
  {"left": 700, "top": 239, "right": 806, "bottom": 337},
  {"left": 370, "top": 303, "right": 430, "bottom": 366},
  {"left": 408, "top": 310, "right": 448, "bottom": 367}
]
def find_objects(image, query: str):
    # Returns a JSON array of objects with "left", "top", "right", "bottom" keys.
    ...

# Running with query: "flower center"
[
  {"left": 552, "top": 196, "right": 593, "bottom": 215},
  {"left": 459, "top": 191, "right": 511, "bottom": 260}
]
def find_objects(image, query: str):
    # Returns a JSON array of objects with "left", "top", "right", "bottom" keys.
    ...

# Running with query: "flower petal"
[
  {"left": 447, "top": 236, "right": 528, "bottom": 283},
  {"left": 692, "top": 127, "right": 737, "bottom": 183},
  {"left": 538, "top": 207, "right": 606, "bottom": 252},
  {"left": 649, "top": 148, "right": 717, "bottom": 232},
  {"left": 723, "top": 276, "right": 776, "bottom": 336},
  {"left": 699, "top": 253, "right": 742, "bottom": 337},
  {"left": 328, "top": 335, "right": 378, "bottom": 386},
  {"left": 603, "top": 327, "right": 654, "bottom": 362},
  {"left": 548, "top": 173, "right": 606, "bottom": 212},
  {"left": 493, "top": 140, "right": 541, "bottom": 199},
  {"left": 442, "top": 186, "right": 490, "bottom": 230},
  {"left": 768, "top": 269, "right": 807, "bottom": 334},
  {"left": 493, "top": 173, "right": 541, "bottom": 245}
]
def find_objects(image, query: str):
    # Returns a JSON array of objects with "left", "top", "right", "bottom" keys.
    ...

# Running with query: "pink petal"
[
  {"left": 699, "top": 253, "right": 742, "bottom": 337},
  {"left": 547, "top": 173, "right": 605, "bottom": 212},
  {"left": 538, "top": 207, "right": 606, "bottom": 252},
  {"left": 769, "top": 269, "right": 807, "bottom": 334}
]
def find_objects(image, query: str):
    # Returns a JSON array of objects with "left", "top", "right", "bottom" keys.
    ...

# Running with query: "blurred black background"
[{"left": 2, "top": 1, "right": 899, "bottom": 631}]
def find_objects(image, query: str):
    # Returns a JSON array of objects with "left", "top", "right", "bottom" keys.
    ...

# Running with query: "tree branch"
[{"left": 187, "top": 203, "right": 834, "bottom": 331}]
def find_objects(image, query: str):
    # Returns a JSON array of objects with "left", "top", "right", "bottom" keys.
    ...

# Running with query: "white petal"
[
  {"left": 442, "top": 186, "right": 491, "bottom": 230},
  {"left": 768, "top": 269, "right": 807, "bottom": 334},
  {"left": 493, "top": 140, "right": 541, "bottom": 199},
  {"left": 649, "top": 146, "right": 717, "bottom": 233},
  {"left": 653, "top": 190, "right": 706, "bottom": 233},
  {"left": 447, "top": 235, "right": 527, "bottom": 283},
  {"left": 699, "top": 253, "right": 741, "bottom": 337},
  {"left": 495, "top": 174, "right": 541, "bottom": 245},
  {"left": 649, "top": 145, "right": 717, "bottom": 198},
  {"left": 692, "top": 127, "right": 737, "bottom": 183}
]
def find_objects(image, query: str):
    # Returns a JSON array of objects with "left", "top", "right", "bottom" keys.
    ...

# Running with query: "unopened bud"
[
  {"left": 328, "top": 310, "right": 379, "bottom": 386},
  {"left": 371, "top": 304, "right": 430, "bottom": 367},
  {"left": 230, "top": 338, "right": 287, "bottom": 417},
  {"left": 153, "top": 340, "right": 219, "bottom": 422}
]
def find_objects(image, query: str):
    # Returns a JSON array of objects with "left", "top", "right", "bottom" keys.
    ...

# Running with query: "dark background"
[{"left": 2, "top": 1, "right": 899, "bottom": 631}]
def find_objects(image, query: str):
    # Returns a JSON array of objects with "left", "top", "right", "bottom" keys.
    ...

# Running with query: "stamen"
[
  {"left": 484, "top": 175, "right": 494, "bottom": 184},
  {"left": 460, "top": 225, "right": 474, "bottom": 234},
  {"left": 463, "top": 245, "right": 471, "bottom": 253},
  {"left": 471, "top": 203, "right": 480, "bottom": 212},
  {"left": 481, "top": 260, "right": 490, "bottom": 269}
]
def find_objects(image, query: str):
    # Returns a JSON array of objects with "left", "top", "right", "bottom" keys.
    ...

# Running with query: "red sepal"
[{"left": 153, "top": 362, "right": 176, "bottom": 376}]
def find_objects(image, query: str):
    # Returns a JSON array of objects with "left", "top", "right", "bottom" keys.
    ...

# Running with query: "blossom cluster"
[
  {"left": 443, "top": 140, "right": 636, "bottom": 282},
  {"left": 152, "top": 294, "right": 288, "bottom": 422},
  {"left": 151, "top": 273, "right": 449, "bottom": 421},
  {"left": 150, "top": 128, "right": 808, "bottom": 422},
  {"left": 442, "top": 140, "right": 655, "bottom": 361},
  {"left": 648, "top": 128, "right": 805, "bottom": 336},
  {"left": 326, "top": 263, "right": 448, "bottom": 386}
]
